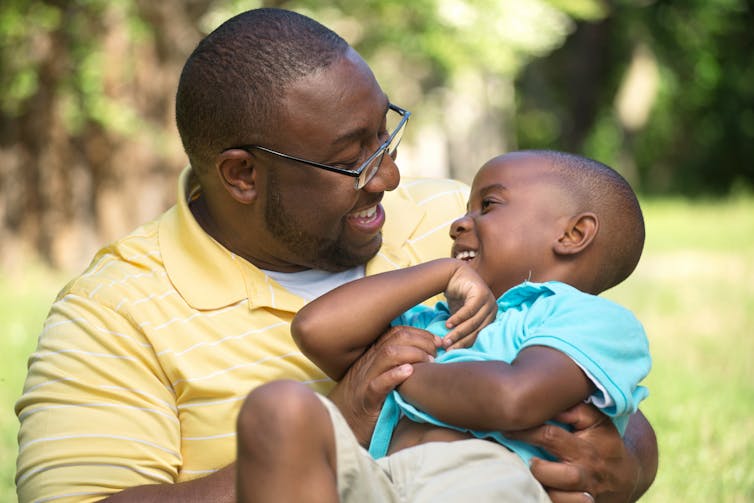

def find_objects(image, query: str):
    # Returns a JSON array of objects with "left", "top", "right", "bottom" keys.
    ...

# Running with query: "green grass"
[
  {"left": 1, "top": 265, "right": 69, "bottom": 503},
  {"left": 2, "top": 197, "right": 754, "bottom": 502},
  {"left": 603, "top": 196, "right": 754, "bottom": 502}
]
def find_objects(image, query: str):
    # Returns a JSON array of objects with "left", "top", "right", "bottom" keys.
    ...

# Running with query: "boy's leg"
[{"left": 236, "top": 380, "right": 338, "bottom": 503}]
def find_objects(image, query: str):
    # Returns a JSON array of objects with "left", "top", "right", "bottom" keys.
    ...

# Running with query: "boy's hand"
[{"left": 443, "top": 262, "right": 497, "bottom": 349}]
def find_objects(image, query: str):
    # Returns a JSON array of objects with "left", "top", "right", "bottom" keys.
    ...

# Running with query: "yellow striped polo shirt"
[{"left": 15, "top": 168, "right": 469, "bottom": 502}]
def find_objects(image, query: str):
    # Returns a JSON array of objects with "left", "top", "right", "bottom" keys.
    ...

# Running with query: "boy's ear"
[
  {"left": 554, "top": 212, "right": 598, "bottom": 256},
  {"left": 215, "top": 149, "right": 257, "bottom": 204}
]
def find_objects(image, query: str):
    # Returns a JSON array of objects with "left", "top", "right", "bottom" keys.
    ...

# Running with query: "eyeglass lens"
[{"left": 355, "top": 111, "right": 407, "bottom": 189}]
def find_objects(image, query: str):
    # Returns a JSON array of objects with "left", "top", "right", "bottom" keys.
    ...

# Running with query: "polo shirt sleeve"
[
  {"left": 519, "top": 292, "right": 651, "bottom": 427},
  {"left": 15, "top": 287, "right": 180, "bottom": 502}
]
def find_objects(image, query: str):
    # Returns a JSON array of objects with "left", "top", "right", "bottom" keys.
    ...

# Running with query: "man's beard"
[{"left": 264, "top": 173, "right": 379, "bottom": 272}]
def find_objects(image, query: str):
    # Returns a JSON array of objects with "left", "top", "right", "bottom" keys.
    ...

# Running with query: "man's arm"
[
  {"left": 100, "top": 467, "right": 235, "bottom": 503},
  {"left": 398, "top": 346, "right": 593, "bottom": 431},
  {"left": 292, "top": 258, "right": 495, "bottom": 380},
  {"left": 506, "top": 404, "right": 657, "bottom": 503},
  {"left": 104, "top": 327, "right": 442, "bottom": 501},
  {"left": 15, "top": 295, "right": 186, "bottom": 503}
]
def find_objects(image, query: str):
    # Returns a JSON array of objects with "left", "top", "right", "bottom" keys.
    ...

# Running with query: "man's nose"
[{"left": 362, "top": 152, "right": 400, "bottom": 193}]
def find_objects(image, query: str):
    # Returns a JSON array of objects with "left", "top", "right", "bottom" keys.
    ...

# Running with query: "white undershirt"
[{"left": 262, "top": 265, "right": 366, "bottom": 302}]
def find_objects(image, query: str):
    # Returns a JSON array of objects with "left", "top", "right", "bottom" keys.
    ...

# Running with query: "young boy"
[{"left": 236, "top": 150, "right": 651, "bottom": 502}]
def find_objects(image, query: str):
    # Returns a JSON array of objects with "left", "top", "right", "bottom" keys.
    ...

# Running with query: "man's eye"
[{"left": 334, "top": 159, "right": 360, "bottom": 171}]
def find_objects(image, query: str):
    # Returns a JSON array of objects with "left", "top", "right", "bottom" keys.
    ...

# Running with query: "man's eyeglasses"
[{"left": 229, "top": 103, "right": 410, "bottom": 190}]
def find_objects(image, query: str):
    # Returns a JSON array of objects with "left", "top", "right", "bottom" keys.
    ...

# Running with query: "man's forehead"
[{"left": 278, "top": 59, "right": 388, "bottom": 145}]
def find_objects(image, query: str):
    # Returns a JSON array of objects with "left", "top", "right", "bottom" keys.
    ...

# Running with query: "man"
[{"left": 15, "top": 8, "right": 657, "bottom": 503}]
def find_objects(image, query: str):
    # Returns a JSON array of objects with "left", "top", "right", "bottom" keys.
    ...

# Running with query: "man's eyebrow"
[{"left": 330, "top": 100, "right": 390, "bottom": 147}]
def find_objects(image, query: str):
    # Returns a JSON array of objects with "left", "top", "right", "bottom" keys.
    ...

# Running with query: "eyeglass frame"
[{"left": 226, "top": 103, "right": 411, "bottom": 189}]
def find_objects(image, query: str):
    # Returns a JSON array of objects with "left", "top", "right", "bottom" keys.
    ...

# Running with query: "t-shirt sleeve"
[
  {"left": 15, "top": 291, "right": 181, "bottom": 502},
  {"left": 520, "top": 293, "right": 651, "bottom": 422}
]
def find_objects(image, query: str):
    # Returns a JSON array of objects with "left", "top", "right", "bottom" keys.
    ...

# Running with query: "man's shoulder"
[
  {"left": 383, "top": 177, "right": 469, "bottom": 225},
  {"left": 373, "top": 178, "right": 469, "bottom": 272},
  {"left": 60, "top": 217, "right": 167, "bottom": 304},
  {"left": 388, "top": 177, "right": 470, "bottom": 205}
]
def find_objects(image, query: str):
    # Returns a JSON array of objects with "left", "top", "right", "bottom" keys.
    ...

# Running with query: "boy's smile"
[{"left": 449, "top": 152, "right": 575, "bottom": 297}]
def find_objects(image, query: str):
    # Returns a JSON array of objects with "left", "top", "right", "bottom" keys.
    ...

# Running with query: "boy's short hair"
[{"left": 532, "top": 150, "right": 645, "bottom": 292}]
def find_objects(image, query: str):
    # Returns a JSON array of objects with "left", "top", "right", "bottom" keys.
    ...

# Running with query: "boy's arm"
[
  {"left": 292, "top": 258, "right": 495, "bottom": 380},
  {"left": 397, "top": 345, "right": 593, "bottom": 431}
]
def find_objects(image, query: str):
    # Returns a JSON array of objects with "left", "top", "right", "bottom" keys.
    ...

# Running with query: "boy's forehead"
[{"left": 474, "top": 153, "right": 555, "bottom": 187}]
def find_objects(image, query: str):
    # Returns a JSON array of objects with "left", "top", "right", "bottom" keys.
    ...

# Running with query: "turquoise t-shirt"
[{"left": 368, "top": 281, "right": 651, "bottom": 464}]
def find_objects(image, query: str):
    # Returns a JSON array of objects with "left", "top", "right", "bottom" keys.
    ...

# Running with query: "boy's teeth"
[
  {"left": 354, "top": 206, "right": 376, "bottom": 218},
  {"left": 455, "top": 250, "right": 477, "bottom": 260}
]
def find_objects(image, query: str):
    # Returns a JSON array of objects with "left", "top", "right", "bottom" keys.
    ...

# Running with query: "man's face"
[
  {"left": 254, "top": 49, "right": 401, "bottom": 272},
  {"left": 450, "top": 153, "right": 573, "bottom": 297}
]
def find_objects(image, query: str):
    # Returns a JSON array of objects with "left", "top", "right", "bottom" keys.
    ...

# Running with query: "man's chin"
[{"left": 314, "top": 235, "right": 382, "bottom": 272}]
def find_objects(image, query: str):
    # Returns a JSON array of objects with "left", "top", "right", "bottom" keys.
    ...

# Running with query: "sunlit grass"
[
  {"left": 604, "top": 196, "right": 754, "bottom": 502},
  {"left": 0, "top": 264, "right": 69, "bottom": 503},
  {"left": 2, "top": 197, "right": 753, "bottom": 502}
]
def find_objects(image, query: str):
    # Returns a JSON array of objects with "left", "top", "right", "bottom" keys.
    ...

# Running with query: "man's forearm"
[
  {"left": 100, "top": 464, "right": 235, "bottom": 503},
  {"left": 624, "top": 410, "right": 658, "bottom": 500}
]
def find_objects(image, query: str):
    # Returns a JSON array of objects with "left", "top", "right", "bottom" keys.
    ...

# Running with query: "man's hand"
[
  {"left": 505, "top": 403, "right": 642, "bottom": 503},
  {"left": 327, "top": 325, "right": 440, "bottom": 446}
]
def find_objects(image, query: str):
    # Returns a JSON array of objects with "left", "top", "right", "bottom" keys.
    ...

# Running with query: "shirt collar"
[
  {"left": 497, "top": 280, "right": 577, "bottom": 310},
  {"left": 160, "top": 168, "right": 428, "bottom": 312},
  {"left": 159, "top": 168, "right": 250, "bottom": 310}
]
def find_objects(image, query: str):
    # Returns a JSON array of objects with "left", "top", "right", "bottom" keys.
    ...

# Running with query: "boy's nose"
[{"left": 450, "top": 214, "right": 472, "bottom": 239}]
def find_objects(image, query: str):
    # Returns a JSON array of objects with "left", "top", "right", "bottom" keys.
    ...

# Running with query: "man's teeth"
[
  {"left": 353, "top": 206, "right": 377, "bottom": 219},
  {"left": 455, "top": 250, "right": 477, "bottom": 260}
]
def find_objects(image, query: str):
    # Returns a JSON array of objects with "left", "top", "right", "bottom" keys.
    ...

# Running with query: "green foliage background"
[{"left": 2, "top": 0, "right": 754, "bottom": 501}]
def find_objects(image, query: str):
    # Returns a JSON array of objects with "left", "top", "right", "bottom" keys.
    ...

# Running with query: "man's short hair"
[{"left": 175, "top": 8, "right": 349, "bottom": 172}]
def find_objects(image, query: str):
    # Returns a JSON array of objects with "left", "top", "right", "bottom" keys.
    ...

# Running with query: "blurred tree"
[
  {"left": 2, "top": 0, "right": 594, "bottom": 270},
  {"left": 2, "top": 0, "right": 752, "bottom": 270},
  {"left": 0, "top": 0, "right": 214, "bottom": 269},
  {"left": 515, "top": 0, "right": 754, "bottom": 195}
]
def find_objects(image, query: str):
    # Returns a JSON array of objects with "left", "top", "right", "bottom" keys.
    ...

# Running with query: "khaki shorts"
[{"left": 317, "top": 395, "right": 551, "bottom": 503}]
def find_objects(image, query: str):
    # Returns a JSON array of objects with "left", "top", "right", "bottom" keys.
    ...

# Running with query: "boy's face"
[{"left": 450, "top": 152, "right": 574, "bottom": 298}]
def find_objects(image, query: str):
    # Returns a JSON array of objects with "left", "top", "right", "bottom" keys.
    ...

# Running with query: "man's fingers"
[
  {"left": 552, "top": 402, "right": 607, "bottom": 431},
  {"left": 546, "top": 489, "right": 598, "bottom": 503},
  {"left": 531, "top": 457, "right": 601, "bottom": 503},
  {"left": 376, "top": 326, "right": 440, "bottom": 355},
  {"left": 506, "top": 423, "right": 581, "bottom": 461},
  {"left": 370, "top": 344, "right": 435, "bottom": 374},
  {"left": 529, "top": 456, "right": 584, "bottom": 491},
  {"left": 366, "top": 363, "right": 413, "bottom": 405}
]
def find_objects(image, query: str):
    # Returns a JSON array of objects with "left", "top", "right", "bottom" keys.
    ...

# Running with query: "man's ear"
[
  {"left": 554, "top": 212, "right": 598, "bottom": 256},
  {"left": 215, "top": 149, "right": 257, "bottom": 204}
]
